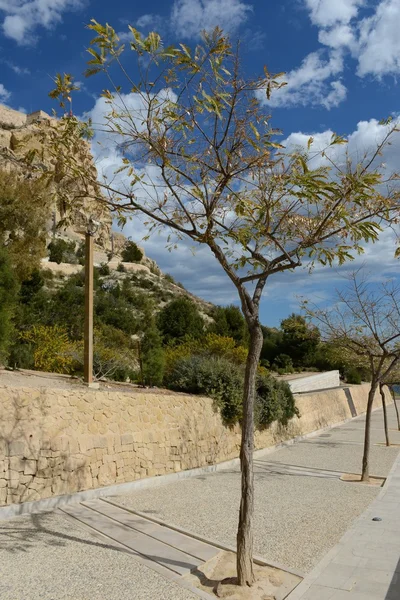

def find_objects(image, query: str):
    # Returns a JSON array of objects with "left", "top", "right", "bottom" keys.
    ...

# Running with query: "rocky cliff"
[
  {"left": 0, "top": 103, "right": 114, "bottom": 252},
  {"left": 0, "top": 103, "right": 213, "bottom": 316}
]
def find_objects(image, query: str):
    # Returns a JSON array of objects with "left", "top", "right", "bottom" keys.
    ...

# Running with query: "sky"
[{"left": 0, "top": 0, "right": 399, "bottom": 326}]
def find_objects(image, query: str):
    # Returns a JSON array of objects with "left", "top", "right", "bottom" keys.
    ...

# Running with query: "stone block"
[
  {"left": 8, "top": 441, "right": 25, "bottom": 456},
  {"left": 0, "top": 487, "right": 7, "bottom": 505},
  {"left": 8, "top": 471, "right": 20, "bottom": 488},
  {"left": 23, "top": 460, "right": 37, "bottom": 476},
  {"left": 121, "top": 433, "right": 134, "bottom": 445},
  {"left": 92, "top": 435, "right": 107, "bottom": 449},
  {"left": 98, "top": 462, "right": 117, "bottom": 486},
  {"left": 9, "top": 456, "right": 25, "bottom": 471}
]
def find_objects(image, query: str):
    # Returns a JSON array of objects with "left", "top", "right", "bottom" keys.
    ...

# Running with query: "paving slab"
[
  {"left": 61, "top": 501, "right": 213, "bottom": 577},
  {"left": 82, "top": 499, "right": 219, "bottom": 562},
  {"left": 286, "top": 449, "right": 400, "bottom": 600}
]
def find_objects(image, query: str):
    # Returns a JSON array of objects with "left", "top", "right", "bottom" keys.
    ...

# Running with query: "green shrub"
[
  {"left": 98, "top": 263, "right": 110, "bottom": 276},
  {"left": 0, "top": 246, "right": 19, "bottom": 363},
  {"left": 344, "top": 367, "right": 362, "bottom": 385},
  {"left": 7, "top": 342, "right": 35, "bottom": 369},
  {"left": 121, "top": 241, "right": 143, "bottom": 263},
  {"left": 272, "top": 353, "right": 294, "bottom": 373},
  {"left": 139, "top": 320, "right": 165, "bottom": 387},
  {"left": 255, "top": 373, "right": 298, "bottom": 428},
  {"left": 210, "top": 305, "right": 247, "bottom": 345},
  {"left": 75, "top": 241, "right": 85, "bottom": 265},
  {"left": 48, "top": 239, "right": 77, "bottom": 264},
  {"left": 158, "top": 298, "right": 204, "bottom": 343},
  {"left": 166, "top": 355, "right": 243, "bottom": 424},
  {"left": 117, "top": 262, "right": 126, "bottom": 273}
]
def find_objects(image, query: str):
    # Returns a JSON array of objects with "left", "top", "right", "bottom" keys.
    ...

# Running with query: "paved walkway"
[
  {"left": 1, "top": 404, "right": 399, "bottom": 599},
  {"left": 286, "top": 450, "right": 400, "bottom": 600},
  {"left": 114, "top": 405, "right": 400, "bottom": 574}
]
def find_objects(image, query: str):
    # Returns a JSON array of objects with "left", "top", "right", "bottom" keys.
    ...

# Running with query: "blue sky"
[{"left": 0, "top": 0, "right": 399, "bottom": 326}]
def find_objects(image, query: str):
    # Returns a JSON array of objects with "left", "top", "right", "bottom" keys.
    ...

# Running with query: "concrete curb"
[
  {"left": 285, "top": 448, "right": 400, "bottom": 600},
  {"left": 0, "top": 405, "right": 385, "bottom": 521}
]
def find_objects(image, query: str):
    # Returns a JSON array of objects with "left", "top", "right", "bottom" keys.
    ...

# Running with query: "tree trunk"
[
  {"left": 380, "top": 383, "right": 390, "bottom": 447},
  {"left": 391, "top": 387, "right": 400, "bottom": 431},
  {"left": 361, "top": 382, "right": 378, "bottom": 482},
  {"left": 236, "top": 322, "right": 263, "bottom": 587}
]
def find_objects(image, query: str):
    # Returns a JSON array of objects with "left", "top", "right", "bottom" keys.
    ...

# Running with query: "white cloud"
[
  {"left": 356, "top": 0, "right": 400, "bottom": 77},
  {"left": 261, "top": 50, "right": 346, "bottom": 109},
  {"left": 128, "top": 0, "right": 252, "bottom": 41},
  {"left": 318, "top": 24, "right": 356, "bottom": 50},
  {"left": 305, "top": 0, "right": 365, "bottom": 27},
  {"left": 0, "top": 83, "right": 10, "bottom": 101},
  {"left": 83, "top": 89, "right": 400, "bottom": 309},
  {"left": 0, "top": 0, "right": 85, "bottom": 44},
  {"left": 305, "top": 0, "right": 400, "bottom": 78},
  {"left": 0, "top": 58, "right": 30, "bottom": 75},
  {"left": 283, "top": 116, "right": 400, "bottom": 173},
  {"left": 170, "top": 0, "right": 252, "bottom": 39}
]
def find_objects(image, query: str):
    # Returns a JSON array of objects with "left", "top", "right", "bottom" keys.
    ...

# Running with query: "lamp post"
[{"left": 84, "top": 216, "right": 99, "bottom": 386}]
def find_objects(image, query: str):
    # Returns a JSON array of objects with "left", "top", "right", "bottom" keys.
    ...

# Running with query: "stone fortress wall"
[{"left": 0, "top": 378, "right": 391, "bottom": 508}]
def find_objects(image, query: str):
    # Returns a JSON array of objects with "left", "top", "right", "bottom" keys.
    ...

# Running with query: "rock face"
[{"left": 0, "top": 104, "right": 113, "bottom": 252}]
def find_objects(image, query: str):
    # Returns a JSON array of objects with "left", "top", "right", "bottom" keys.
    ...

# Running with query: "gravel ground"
[
  {"left": 113, "top": 405, "right": 400, "bottom": 573},
  {"left": 114, "top": 462, "right": 378, "bottom": 572},
  {"left": 0, "top": 511, "right": 198, "bottom": 600}
]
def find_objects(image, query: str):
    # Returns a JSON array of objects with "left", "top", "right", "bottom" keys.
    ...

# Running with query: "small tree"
[
  {"left": 211, "top": 305, "right": 247, "bottom": 344},
  {"left": 280, "top": 313, "right": 320, "bottom": 367},
  {"left": 0, "top": 170, "right": 49, "bottom": 281},
  {"left": 158, "top": 298, "right": 204, "bottom": 343},
  {"left": 47, "top": 25, "right": 400, "bottom": 586},
  {"left": 304, "top": 272, "right": 400, "bottom": 481},
  {"left": 0, "top": 246, "right": 19, "bottom": 364},
  {"left": 380, "top": 366, "right": 400, "bottom": 432},
  {"left": 139, "top": 318, "right": 165, "bottom": 386},
  {"left": 48, "top": 238, "right": 77, "bottom": 264},
  {"left": 121, "top": 240, "right": 144, "bottom": 263}
]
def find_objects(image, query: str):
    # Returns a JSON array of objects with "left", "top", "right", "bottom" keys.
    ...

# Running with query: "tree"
[
  {"left": 139, "top": 318, "right": 165, "bottom": 386},
  {"left": 157, "top": 298, "right": 204, "bottom": 343},
  {"left": 47, "top": 26, "right": 400, "bottom": 586},
  {"left": 121, "top": 240, "right": 144, "bottom": 263},
  {"left": 280, "top": 313, "right": 320, "bottom": 367},
  {"left": 0, "top": 170, "right": 50, "bottom": 281},
  {"left": 260, "top": 326, "right": 282, "bottom": 365},
  {"left": 47, "top": 238, "right": 77, "bottom": 264},
  {"left": 380, "top": 366, "right": 400, "bottom": 433},
  {"left": 0, "top": 246, "right": 19, "bottom": 364},
  {"left": 304, "top": 272, "right": 400, "bottom": 481},
  {"left": 211, "top": 305, "right": 247, "bottom": 344}
]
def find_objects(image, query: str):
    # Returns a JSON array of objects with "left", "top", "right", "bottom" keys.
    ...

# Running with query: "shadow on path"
[{"left": 386, "top": 556, "right": 400, "bottom": 599}]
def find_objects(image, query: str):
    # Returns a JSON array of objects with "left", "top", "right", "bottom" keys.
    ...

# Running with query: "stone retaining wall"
[{"left": 0, "top": 381, "right": 391, "bottom": 507}]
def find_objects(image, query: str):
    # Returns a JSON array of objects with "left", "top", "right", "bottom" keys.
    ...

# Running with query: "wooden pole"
[{"left": 84, "top": 232, "right": 94, "bottom": 385}]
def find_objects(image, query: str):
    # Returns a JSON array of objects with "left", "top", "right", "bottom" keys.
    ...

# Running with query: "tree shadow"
[
  {"left": 0, "top": 511, "right": 133, "bottom": 556},
  {"left": 0, "top": 391, "right": 90, "bottom": 507},
  {"left": 385, "top": 557, "right": 400, "bottom": 599}
]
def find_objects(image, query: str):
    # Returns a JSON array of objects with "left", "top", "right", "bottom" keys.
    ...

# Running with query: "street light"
[{"left": 84, "top": 216, "right": 100, "bottom": 386}]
